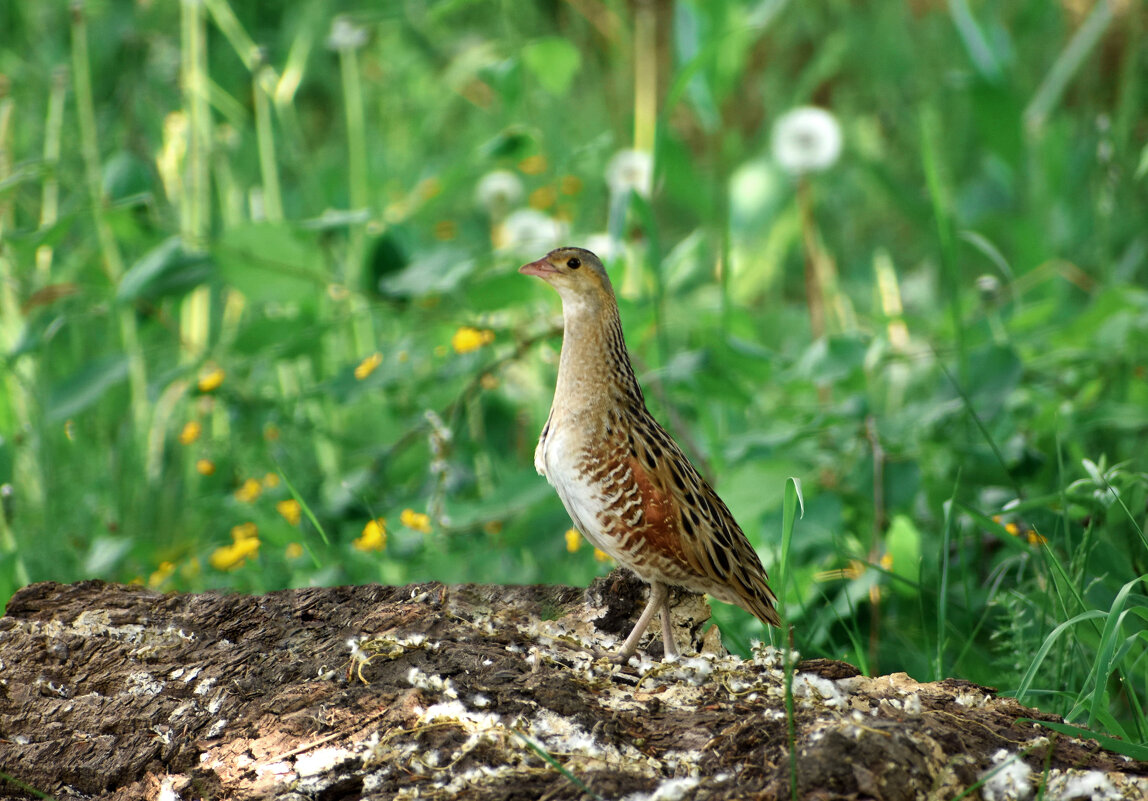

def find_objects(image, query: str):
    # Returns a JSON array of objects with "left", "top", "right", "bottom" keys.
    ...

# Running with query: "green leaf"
[
  {"left": 468, "top": 271, "right": 537, "bottom": 311},
  {"left": 721, "top": 460, "right": 793, "bottom": 526},
  {"left": 231, "top": 315, "right": 320, "bottom": 358},
  {"left": 521, "top": 37, "right": 581, "bottom": 97},
  {"left": 794, "top": 335, "right": 868, "bottom": 384},
  {"left": 672, "top": 1, "right": 719, "bottom": 131},
  {"left": 885, "top": 515, "right": 922, "bottom": 597},
  {"left": 117, "top": 236, "right": 212, "bottom": 303},
  {"left": 378, "top": 247, "right": 476, "bottom": 298},
  {"left": 445, "top": 471, "right": 555, "bottom": 531},
  {"left": 213, "top": 223, "right": 326, "bottom": 305},
  {"left": 478, "top": 126, "right": 536, "bottom": 160},
  {"left": 963, "top": 343, "right": 1022, "bottom": 420},
  {"left": 83, "top": 535, "right": 132, "bottom": 576},
  {"left": 46, "top": 354, "right": 129, "bottom": 422},
  {"left": 102, "top": 150, "right": 153, "bottom": 201}
]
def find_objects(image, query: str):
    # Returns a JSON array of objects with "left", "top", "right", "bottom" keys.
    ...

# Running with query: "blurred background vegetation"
[{"left": 1, "top": 0, "right": 1146, "bottom": 746}]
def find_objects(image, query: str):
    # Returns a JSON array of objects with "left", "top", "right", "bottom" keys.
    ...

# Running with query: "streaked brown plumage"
[{"left": 521, "top": 247, "right": 780, "bottom": 661}]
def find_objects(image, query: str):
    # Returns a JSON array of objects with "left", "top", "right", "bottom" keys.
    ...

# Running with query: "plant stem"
[
  {"left": 71, "top": 1, "right": 151, "bottom": 438},
  {"left": 337, "top": 38, "right": 377, "bottom": 353},
  {"left": 180, "top": 0, "right": 213, "bottom": 369},
  {"left": 254, "top": 65, "right": 283, "bottom": 222},
  {"left": 0, "top": 76, "right": 47, "bottom": 529},
  {"left": 632, "top": 0, "right": 656, "bottom": 155},
  {"left": 36, "top": 67, "right": 68, "bottom": 277}
]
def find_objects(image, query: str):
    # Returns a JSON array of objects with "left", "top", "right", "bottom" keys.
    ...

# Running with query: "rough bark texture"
[{"left": 0, "top": 574, "right": 1145, "bottom": 800}]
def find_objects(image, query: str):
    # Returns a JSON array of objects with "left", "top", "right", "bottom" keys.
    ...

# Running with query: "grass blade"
[
  {"left": 1024, "top": 1, "right": 1116, "bottom": 132},
  {"left": 1087, "top": 577, "right": 1147, "bottom": 729},
  {"left": 1019, "top": 718, "right": 1148, "bottom": 761},
  {"left": 512, "top": 728, "right": 604, "bottom": 801},
  {"left": 1014, "top": 610, "right": 1107, "bottom": 703},
  {"left": 778, "top": 476, "right": 804, "bottom": 617}
]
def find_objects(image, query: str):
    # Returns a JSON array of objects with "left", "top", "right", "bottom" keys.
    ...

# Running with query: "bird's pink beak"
[{"left": 519, "top": 258, "right": 558, "bottom": 277}]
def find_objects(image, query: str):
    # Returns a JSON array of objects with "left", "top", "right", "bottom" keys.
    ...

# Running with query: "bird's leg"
[
  {"left": 611, "top": 581, "right": 668, "bottom": 663},
  {"left": 660, "top": 598, "right": 678, "bottom": 659}
]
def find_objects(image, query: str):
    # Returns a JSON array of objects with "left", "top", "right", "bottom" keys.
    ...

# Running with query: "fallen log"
[{"left": 0, "top": 574, "right": 1144, "bottom": 800}]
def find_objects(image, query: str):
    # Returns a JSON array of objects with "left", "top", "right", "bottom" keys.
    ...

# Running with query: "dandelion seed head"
[
  {"left": 496, "top": 209, "right": 566, "bottom": 256},
  {"left": 327, "top": 16, "right": 368, "bottom": 51},
  {"left": 605, "top": 149, "right": 653, "bottom": 198},
  {"left": 771, "top": 107, "right": 842, "bottom": 175},
  {"left": 475, "top": 170, "right": 524, "bottom": 215}
]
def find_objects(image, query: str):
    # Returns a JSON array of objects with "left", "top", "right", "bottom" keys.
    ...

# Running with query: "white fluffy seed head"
[
  {"left": 771, "top": 107, "right": 842, "bottom": 175},
  {"left": 475, "top": 170, "right": 524, "bottom": 215},
  {"left": 605, "top": 149, "right": 653, "bottom": 198}
]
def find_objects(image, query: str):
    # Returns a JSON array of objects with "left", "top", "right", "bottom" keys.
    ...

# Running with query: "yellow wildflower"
[
  {"left": 559, "top": 175, "right": 583, "bottom": 195},
  {"left": 263, "top": 472, "right": 280, "bottom": 489},
  {"left": 401, "top": 508, "right": 431, "bottom": 533},
  {"left": 264, "top": 424, "right": 281, "bottom": 442},
  {"left": 196, "top": 459, "right": 216, "bottom": 476},
  {"left": 198, "top": 365, "right": 225, "bottom": 393},
  {"left": 593, "top": 548, "right": 612, "bottom": 563},
  {"left": 210, "top": 538, "right": 260, "bottom": 571},
  {"left": 518, "top": 154, "right": 547, "bottom": 175},
  {"left": 179, "top": 421, "right": 201, "bottom": 445},
  {"left": 148, "top": 561, "right": 176, "bottom": 589},
  {"left": 355, "top": 353, "right": 383, "bottom": 380},
  {"left": 1026, "top": 529, "right": 1047, "bottom": 547},
  {"left": 354, "top": 518, "right": 387, "bottom": 551},
  {"left": 285, "top": 542, "right": 304, "bottom": 559},
  {"left": 565, "top": 529, "right": 581, "bottom": 553},
  {"left": 528, "top": 185, "right": 557, "bottom": 210},
  {"left": 277, "top": 499, "right": 301, "bottom": 526},
  {"left": 211, "top": 524, "right": 260, "bottom": 570},
  {"left": 416, "top": 176, "right": 443, "bottom": 200},
  {"left": 879, "top": 552, "right": 894, "bottom": 570},
  {"left": 235, "top": 478, "right": 262, "bottom": 503},
  {"left": 433, "top": 220, "right": 458, "bottom": 241},
  {"left": 231, "top": 522, "right": 259, "bottom": 541},
  {"left": 996, "top": 511, "right": 1024, "bottom": 537},
  {"left": 451, "top": 326, "right": 495, "bottom": 354}
]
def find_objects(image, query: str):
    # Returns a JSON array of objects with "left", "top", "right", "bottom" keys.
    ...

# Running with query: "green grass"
[{"left": 1, "top": 0, "right": 1146, "bottom": 744}]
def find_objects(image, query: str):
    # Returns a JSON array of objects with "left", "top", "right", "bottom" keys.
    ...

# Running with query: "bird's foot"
[{"left": 589, "top": 645, "right": 637, "bottom": 665}]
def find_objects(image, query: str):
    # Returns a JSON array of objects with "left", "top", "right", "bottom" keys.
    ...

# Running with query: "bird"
[{"left": 520, "top": 246, "right": 781, "bottom": 662}]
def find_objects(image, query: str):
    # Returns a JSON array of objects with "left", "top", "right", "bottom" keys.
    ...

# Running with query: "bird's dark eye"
[{"left": 567, "top": 257, "right": 581, "bottom": 269}]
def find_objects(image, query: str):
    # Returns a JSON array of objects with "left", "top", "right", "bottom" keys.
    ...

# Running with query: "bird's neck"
[{"left": 554, "top": 295, "right": 645, "bottom": 414}]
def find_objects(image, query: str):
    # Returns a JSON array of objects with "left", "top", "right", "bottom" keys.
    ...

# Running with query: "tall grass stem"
[{"left": 71, "top": 1, "right": 151, "bottom": 439}]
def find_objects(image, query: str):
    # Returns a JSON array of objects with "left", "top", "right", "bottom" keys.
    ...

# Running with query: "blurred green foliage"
[{"left": 0, "top": 0, "right": 1146, "bottom": 740}]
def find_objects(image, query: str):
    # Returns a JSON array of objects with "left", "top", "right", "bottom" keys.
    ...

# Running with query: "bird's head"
[{"left": 519, "top": 247, "right": 615, "bottom": 310}]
